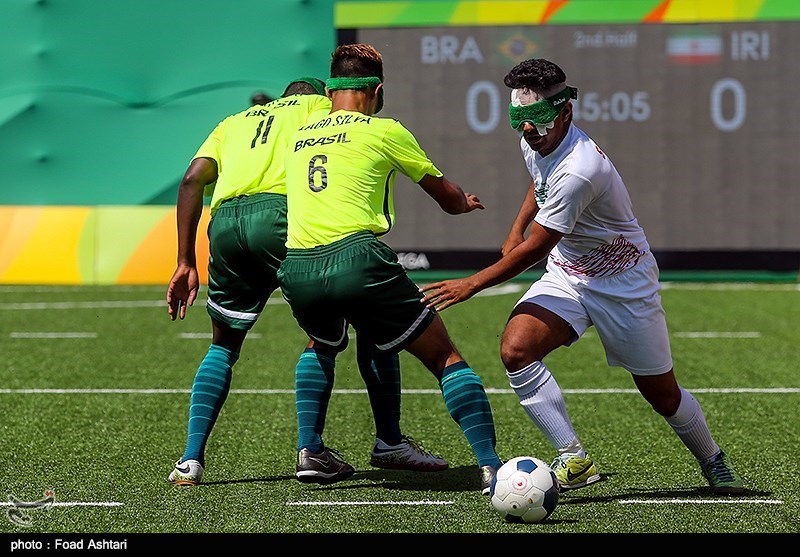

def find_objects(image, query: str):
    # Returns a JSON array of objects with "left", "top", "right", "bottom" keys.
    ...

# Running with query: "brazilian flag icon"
[{"left": 493, "top": 30, "right": 542, "bottom": 65}]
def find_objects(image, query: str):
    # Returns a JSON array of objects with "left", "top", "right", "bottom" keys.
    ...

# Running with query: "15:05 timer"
[{"left": 572, "top": 91, "right": 651, "bottom": 122}]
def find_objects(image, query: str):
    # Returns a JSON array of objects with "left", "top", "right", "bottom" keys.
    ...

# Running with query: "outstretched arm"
[
  {"left": 502, "top": 179, "right": 539, "bottom": 255},
  {"left": 421, "top": 222, "right": 563, "bottom": 311},
  {"left": 166, "top": 157, "right": 217, "bottom": 320},
  {"left": 417, "top": 174, "right": 484, "bottom": 215}
]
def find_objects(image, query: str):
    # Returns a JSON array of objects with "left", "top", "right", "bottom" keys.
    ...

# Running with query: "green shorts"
[
  {"left": 277, "top": 231, "right": 435, "bottom": 353},
  {"left": 206, "top": 193, "right": 287, "bottom": 330}
]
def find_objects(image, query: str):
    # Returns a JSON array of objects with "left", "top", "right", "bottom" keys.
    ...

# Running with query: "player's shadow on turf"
[
  {"left": 195, "top": 467, "right": 480, "bottom": 490},
  {"left": 201, "top": 474, "right": 296, "bottom": 486},
  {"left": 341, "top": 465, "right": 487, "bottom": 493},
  {"left": 558, "top": 476, "right": 769, "bottom": 505}
]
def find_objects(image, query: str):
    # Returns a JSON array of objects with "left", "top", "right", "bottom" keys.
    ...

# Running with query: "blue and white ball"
[{"left": 490, "top": 456, "right": 560, "bottom": 523}]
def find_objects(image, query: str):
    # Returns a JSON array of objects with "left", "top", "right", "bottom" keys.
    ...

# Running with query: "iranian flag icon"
[{"left": 667, "top": 30, "right": 722, "bottom": 64}]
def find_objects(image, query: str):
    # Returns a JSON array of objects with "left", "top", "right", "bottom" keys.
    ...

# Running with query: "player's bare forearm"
[
  {"left": 175, "top": 183, "right": 204, "bottom": 267},
  {"left": 421, "top": 245, "right": 540, "bottom": 311},
  {"left": 168, "top": 187, "right": 203, "bottom": 320},
  {"left": 168, "top": 157, "right": 216, "bottom": 319},
  {"left": 503, "top": 180, "right": 539, "bottom": 254},
  {"left": 473, "top": 241, "right": 548, "bottom": 289},
  {"left": 479, "top": 223, "right": 561, "bottom": 289},
  {"left": 501, "top": 230, "right": 526, "bottom": 256},
  {"left": 175, "top": 158, "right": 217, "bottom": 266},
  {"left": 422, "top": 224, "right": 561, "bottom": 310},
  {"left": 418, "top": 174, "right": 484, "bottom": 214}
]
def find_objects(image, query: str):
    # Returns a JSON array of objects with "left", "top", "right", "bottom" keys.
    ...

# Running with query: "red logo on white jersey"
[
  {"left": 595, "top": 145, "right": 606, "bottom": 159},
  {"left": 553, "top": 235, "right": 644, "bottom": 277}
]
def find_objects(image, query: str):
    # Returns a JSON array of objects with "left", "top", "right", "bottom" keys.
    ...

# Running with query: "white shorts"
[{"left": 515, "top": 251, "right": 673, "bottom": 375}]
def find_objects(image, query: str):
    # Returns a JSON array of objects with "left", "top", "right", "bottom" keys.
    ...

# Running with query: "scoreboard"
[{"left": 337, "top": 2, "right": 800, "bottom": 272}]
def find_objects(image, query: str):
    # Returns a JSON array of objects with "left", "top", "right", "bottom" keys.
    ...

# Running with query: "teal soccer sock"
[
  {"left": 295, "top": 348, "right": 336, "bottom": 453},
  {"left": 182, "top": 344, "right": 239, "bottom": 465},
  {"left": 440, "top": 362, "right": 501, "bottom": 469},
  {"left": 357, "top": 343, "right": 402, "bottom": 445}
]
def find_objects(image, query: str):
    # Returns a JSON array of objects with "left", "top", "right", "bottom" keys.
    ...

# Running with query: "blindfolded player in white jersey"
[{"left": 422, "top": 58, "right": 745, "bottom": 496}]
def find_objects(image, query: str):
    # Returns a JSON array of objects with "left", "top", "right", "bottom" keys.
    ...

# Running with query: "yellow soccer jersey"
[
  {"left": 284, "top": 109, "right": 442, "bottom": 249},
  {"left": 193, "top": 94, "right": 331, "bottom": 214}
]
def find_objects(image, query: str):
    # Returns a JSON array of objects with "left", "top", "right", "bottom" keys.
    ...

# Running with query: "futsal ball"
[{"left": 490, "top": 456, "right": 560, "bottom": 523}]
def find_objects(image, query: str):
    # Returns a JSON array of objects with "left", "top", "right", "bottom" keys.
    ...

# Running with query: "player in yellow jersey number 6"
[{"left": 278, "top": 43, "right": 504, "bottom": 494}]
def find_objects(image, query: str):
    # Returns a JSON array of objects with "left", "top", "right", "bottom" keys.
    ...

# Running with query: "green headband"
[
  {"left": 282, "top": 77, "right": 326, "bottom": 97},
  {"left": 509, "top": 86, "right": 578, "bottom": 130},
  {"left": 325, "top": 76, "right": 384, "bottom": 113}
]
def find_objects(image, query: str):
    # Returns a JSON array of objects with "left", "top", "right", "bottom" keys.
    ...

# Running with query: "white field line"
[
  {"left": 618, "top": 499, "right": 782, "bottom": 505},
  {"left": 288, "top": 497, "right": 785, "bottom": 508},
  {"left": 674, "top": 332, "right": 760, "bottom": 338},
  {"left": 581, "top": 331, "right": 761, "bottom": 339},
  {"left": 1, "top": 388, "right": 798, "bottom": 395},
  {"left": 0, "top": 282, "right": 797, "bottom": 293},
  {"left": 660, "top": 282, "right": 800, "bottom": 291},
  {"left": 2, "top": 329, "right": 769, "bottom": 341},
  {"left": 9, "top": 332, "right": 98, "bottom": 338},
  {"left": 0, "top": 298, "right": 286, "bottom": 310},
  {"left": 0, "top": 296, "right": 770, "bottom": 343},
  {"left": 0, "top": 502, "right": 123, "bottom": 507},
  {"left": 179, "top": 333, "right": 262, "bottom": 339},
  {"left": 0, "top": 285, "right": 165, "bottom": 293},
  {"left": 5, "top": 329, "right": 767, "bottom": 340},
  {"left": 0, "top": 283, "right": 524, "bottom": 310},
  {"left": 9, "top": 286, "right": 772, "bottom": 345},
  {"left": 0, "top": 281, "right": 795, "bottom": 310},
  {"left": 474, "top": 283, "right": 525, "bottom": 296},
  {"left": 0, "top": 300, "right": 164, "bottom": 310},
  {"left": 287, "top": 500, "right": 453, "bottom": 506}
]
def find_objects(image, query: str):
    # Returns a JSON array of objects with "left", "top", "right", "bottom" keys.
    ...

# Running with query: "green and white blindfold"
[
  {"left": 509, "top": 86, "right": 578, "bottom": 132},
  {"left": 326, "top": 76, "right": 384, "bottom": 113}
]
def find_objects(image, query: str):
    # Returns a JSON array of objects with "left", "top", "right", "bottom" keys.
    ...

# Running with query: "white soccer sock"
[
  {"left": 665, "top": 386, "right": 720, "bottom": 462},
  {"left": 507, "top": 361, "right": 585, "bottom": 457}
]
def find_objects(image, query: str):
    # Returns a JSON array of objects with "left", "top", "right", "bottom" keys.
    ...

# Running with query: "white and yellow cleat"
[
  {"left": 550, "top": 453, "right": 600, "bottom": 491},
  {"left": 167, "top": 459, "right": 204, "bottom": 486}
]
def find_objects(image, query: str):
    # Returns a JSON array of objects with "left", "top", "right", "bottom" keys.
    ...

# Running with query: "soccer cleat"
[
  {"left": 167, "top": 459, "right": 204, "bottom": 486},
  {"left": 701, "top": 451, "right": 745, "bottom": 495},
  {"left": 550, "top": 453, "right": 600, "bottom": 491},
  {"left": 480, "top": 464, "right": 499, "bottom": 496},
  {"left": 370, "top": 436, "right": 448, "bottom": 472},
  {"left": 296, "top": 446, "right": 355, "bottom": 485}
]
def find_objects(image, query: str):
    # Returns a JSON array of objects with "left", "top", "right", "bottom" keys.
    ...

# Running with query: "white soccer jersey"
[{"left": 521, "top": 125, "right": 649, "bottom": 278}]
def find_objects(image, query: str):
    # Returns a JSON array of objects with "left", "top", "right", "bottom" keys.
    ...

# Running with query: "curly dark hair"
[{"left": 503, "top": 59, "right": 567, "bottom": 92}]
